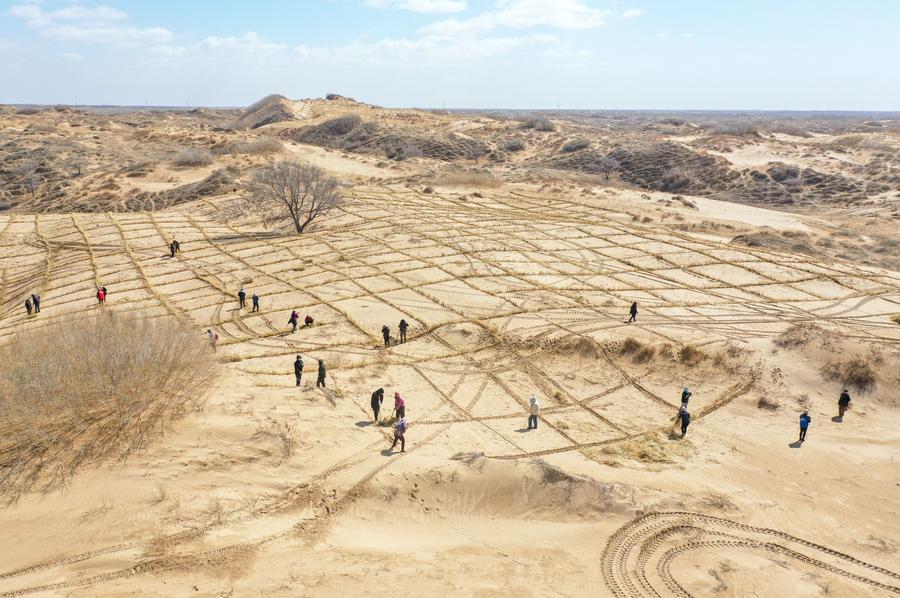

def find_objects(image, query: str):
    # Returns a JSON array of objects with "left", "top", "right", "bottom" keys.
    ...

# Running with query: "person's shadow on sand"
[
  {"left": 831, "top": 416, "right": 843, "bottom": 423},
  {"left": 789, "top": 440, "right": 803, "bottom": 448},
  {"left": 380, "top": 449, "right": 395, "bottom": 457},
  {"left": 515, "top": 427, "right": 531, "bottom": 433},
  {"left": 355, "top": 420, "right": 374, "bottom": 427}
]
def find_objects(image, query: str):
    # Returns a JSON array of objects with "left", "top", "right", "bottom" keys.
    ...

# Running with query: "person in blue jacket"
[{"left": 799, "top": 411, "right": 811, "bottom": 442}]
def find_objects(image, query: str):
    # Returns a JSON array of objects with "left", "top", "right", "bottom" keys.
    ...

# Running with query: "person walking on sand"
[
  {"left": 799, "top": 411, "right": 811, "bottom": 442},
  {"left": 238, "top": 288, "right": 247, "bottom": 309},
  {"left": 838, "top": 389, "right": 851, "bottom": 419},
  {"left": 371, "top": 387, "right": 385, "bottom": 422},
  {"left": 289, "top": 310, "right": 299, "bottom": 333},
  {"left": 393, "top": 392, "right": 406, "bottom": 419},
  {"left": 173, "top": 239, "right": 181, "bottom": 253},
  {"left": 169, "top": 241, "right": 176, "bottom": 258},
  {"left": 678, "top": 407, "right": 691, "bottom": 437},
  {"left": 316, "top": 359, "right": 327, "bottom": 388},
  {"left": 681, "top": 387, "right": 692, "bottom": 408},
  {"left": 527, "top": 395, "right": 540, "bottom": 430},
  {"left": 390, "top": 417, "right": 407, "bottom": 453},
  {"left": 381, "top": 324, "right": 391, "bottom": 347},
  {"left": 294, "top": 354, "right": 304, "bottom": 386},
  {"left": 629, "top": 301, "right": 638, "bottom": 323},
  {"left": 304, "top": 314, "right": 314, "bottom": 327},
  {"left": 96, "top": 286, "right": 106, "bottom": 305},
  {"left": 25, "top": 296, "right": 33, "bottom": 315},
  {"left": 31, "top": 293, "right": 40, "bottom": 313},
  {"left": 399, "top": 319, "right": 409, "bottom": 343},
  {"left": 251, "top": 292, "right": 260, "bottom": 313},
  {"left": 207, "top": 328, "right": 218, "bottom": 352}
]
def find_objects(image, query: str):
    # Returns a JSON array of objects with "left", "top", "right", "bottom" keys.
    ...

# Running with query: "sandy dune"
[{"left": 0, "top": 101, "right": 899, "bottom": 597}]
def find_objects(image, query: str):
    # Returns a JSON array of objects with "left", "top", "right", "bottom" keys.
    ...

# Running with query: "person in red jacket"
[{"left": 96, "top": 286, "right": 106, "bottom": 305}]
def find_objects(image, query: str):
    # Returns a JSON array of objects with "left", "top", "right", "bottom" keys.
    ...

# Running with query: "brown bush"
[
  {"left": 775, "top": 322, "right": 825, "bottom": 348},
  {"left": 678, "top": 345, "right": 707, "bottom": 367},
  {"left": 757, "top": 396, "right": 780, "bottom": 411},
  {"left": 821, "top": 356, "right": 877, "bottom": 392},
  {"left": 520, "top": 117, "right": 555, "bottom": 132},
  {"left": 0, "top": 313, "right": 218, "bottom": 501},
  {"left": 620, "top": 337, "right": 642, "bottom": 355},
  {"left": 173, "top": 148, "right": 213, "bottom": 166}
]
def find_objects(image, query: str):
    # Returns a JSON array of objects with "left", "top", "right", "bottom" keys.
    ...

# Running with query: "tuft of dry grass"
[
  {"left": 757, "top": 396, "right": 780, "bottom": 411},
  {"left": 0, "top": 313, "right": 218, "bottom": 502},
  {"left": 173, "top": 148, "right": 213, "bottom": 166},
  {"left": 678, "top": 345, "right": 707, "bottom": 367},
  {"left": 892, "top": 314, "right": 900, "bottom": 325},
  {"left": 775, "top": 322, "right": 825, "bottom": 348},
  {"left": 821, "top": 356, "right": 877, "bottom": 392}
]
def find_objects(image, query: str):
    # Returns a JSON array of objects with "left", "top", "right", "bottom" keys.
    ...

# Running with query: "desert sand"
[{"left": 0, "top": 97, "right": 898, "bottom": 597}]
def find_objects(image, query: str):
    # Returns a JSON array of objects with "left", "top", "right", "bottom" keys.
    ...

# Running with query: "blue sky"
[{"left": 0, "top": 0, "right": 897, "bottom": 109}]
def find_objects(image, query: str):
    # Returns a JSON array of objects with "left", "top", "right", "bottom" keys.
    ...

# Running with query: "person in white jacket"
[{"left": 527, "top": 395, "right": 540, "bottom": 430}]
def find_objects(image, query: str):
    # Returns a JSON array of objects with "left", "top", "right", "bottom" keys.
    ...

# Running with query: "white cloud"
[
  {"left": 422, "top": 0, "right": 607, "bottom": 37},
  {"left": 682, "top": 32, "right": 695, "bottom": 38},
  {"left": 201, "top": 32, "right": 288, "bottom": 56},
  {"left": 8, "top": 2, "right": 172, "bottom": 47},
  {"left": 364, "top": 0, "right": 467, "bottom": 13},
  {"left": 622, "top": 8, "right": 645, "bottom": 19},
  {"left": 60, "top": 52, "right": 83, "bottom": 61}
]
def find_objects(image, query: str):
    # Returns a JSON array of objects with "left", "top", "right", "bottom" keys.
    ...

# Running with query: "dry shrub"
[
  {"left": 598, "top": 433, "right": 689, "bottom": 465},
  {"left": 173, "top": 148, "right": 213, "bottom": 166},
  {"left": 561, "top": 138, "right": 590, "bottom": 153},
  {"left": 554, "top": 336, "right": 602, "bottom": 360},
  {"left": 520, "top": 117, "right": 555, "bottom": 132},
  {"left": 821, "top": 356, "right": 877, "bottom": 392},
  {"left": 504, "top": 138, "right": 526, "bottom": 152},
  {"left": 620, "top": 337, "right": 643, "bottom": 356},
  {"left": 892, "top": 314, "right": 900, "bottom": 325},
  {"left": 775, "top": 322, "right": 825, "bottom": 348},
  {"left": 633, "top": 345, "right": 656, "bottom": 363},
  {"left": 678, "top": 345, "right": 707, "bottom": 367},
  {"left": 711, "top": 343, "right": 750, "bottom": 374},
  {"left": 216, "top": 138, "right": 283, "bottom": 156},
  {"left": 757, "top": 396, "right": 780, "bottom": 411},
  {"left": 0, "top": 313, "right": 217, "bottom": 501}
]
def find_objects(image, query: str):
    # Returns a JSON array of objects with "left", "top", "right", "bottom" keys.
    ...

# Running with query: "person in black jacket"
[
  {"left": 294, "top": 355, "right": 304, "bottom": 386},
  {"left": 252, "top": 292, "right": 260, "bottom": 313},
  {"left": 838, "top": 389, "right": 851, "bottom": 418},
  {"left": 316, "top": 359, "right": 327, "bottom": 388},
  {"left": 371, "top": 387, "right": 385, "bottom": 422},
  {"left": 25, "top": 296, "right": 33, "bottom": 315},
  {"left": 679, "top": 407, "right": 691, "bottom": 437},
  {"left": 238, "top": 288, "right": 246, "bottom": 309},
  {"left": 381, "top": 324, "right": 391, "bottom": 347},
  {"left": 629, "top": 301, "right": 638, "bottom": 323},
  {"left": 399, "top": 319, "right": 409, "bottom": 343}
]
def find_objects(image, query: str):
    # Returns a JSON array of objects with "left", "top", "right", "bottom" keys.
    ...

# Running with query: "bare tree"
[
  {"left": 14, "top": 162, "right": 40, "bottom": 197},
  {"left": 241, "top": 160, "right": 344, "bottom": 234}
]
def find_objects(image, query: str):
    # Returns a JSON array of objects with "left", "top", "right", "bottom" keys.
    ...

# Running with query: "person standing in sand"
[
  {"left": 96, "top": 286, "right": 106, "bottom": 305},
  {"left": 316, "top": 359, "right": 327, "bottom": 388},
  {"left": 251, "top": 292, "right": 260, "bottom": 313},
  {"left": 382, "top": 324, "right": 391, "bottom": 347},
  {"left": 289, "top": 310, "right": 299, "bottom": 333},
  {"left": 838, "top": 389, "right": 851, "bottom": 419},
  {"left": 393, "top": 392, "right": 406, "bottom": 419},
  {"left": 799, "top": 411, "right": 811, "bottom": 442},
  {"left": 25, "top": 296, "right": 33, "bottom": 315},
  {"left": 31, "top": 293, "right": 40, "bottom": 313},
  {"left": 294, "top": 354, "right": 304, "bottom": 386},
  {"left": 679, "top": 407, "right": 691, "bottom": 437},
  {"left": 527, "top": 395, "right": 540, "bottom": 430},
  {"left": 207, "top": 328, "right": 218, "bottom": 352},
  {"left": 629, "top": 301, "right": 638, "bottom": 323},
  {"left": 238, "top": 288, "right": 247, "bottom": 309},
  {"left": 399, "top": 319, "right": 409, "bottom": 343},
  {"left": 681, "top": 387, "right": 692, "bottom": 408},
  {"left": 390, "top": 417, "right": 407, "bottom": 453},
  {"left": 371, "top": 387, "right": 385, "bottom": 422}
]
